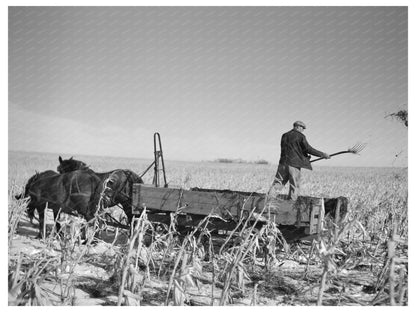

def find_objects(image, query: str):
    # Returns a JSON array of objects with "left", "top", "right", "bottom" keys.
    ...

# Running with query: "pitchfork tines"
[{"left": 347, "top": 142, "right": 367, "bottom": 154}]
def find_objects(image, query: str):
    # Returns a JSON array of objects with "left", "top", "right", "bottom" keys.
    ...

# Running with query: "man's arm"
[{"left": 301, "top": 136, "right": 328, "bottom": 158}]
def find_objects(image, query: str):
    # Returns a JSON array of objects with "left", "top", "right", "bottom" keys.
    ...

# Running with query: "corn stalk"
[
  {"left": 117, "top": 209, "right": 150, "bottom": 306},
  {"left": 219, "top": 203, "right": 267, "bottom": 305}
]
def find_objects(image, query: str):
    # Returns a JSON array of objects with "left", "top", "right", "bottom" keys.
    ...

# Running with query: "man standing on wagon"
[{"left": 268, "top": 121, "right": 331, "bottom": 201}]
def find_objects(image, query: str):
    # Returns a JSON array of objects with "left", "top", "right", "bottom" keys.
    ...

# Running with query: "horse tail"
[
  {"left": 14, "top": 189, "right": 35, "bottom": 222},
  {"left": 17, "top": 172, "right": 41, "bottom": 201},
  {"left": 15, "top": 184, "right": 30, "bottom": 200}
]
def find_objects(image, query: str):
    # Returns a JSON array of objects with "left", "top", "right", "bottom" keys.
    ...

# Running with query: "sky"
[{"left": 8, "top": 6, "right": 408, "bottom": 167}]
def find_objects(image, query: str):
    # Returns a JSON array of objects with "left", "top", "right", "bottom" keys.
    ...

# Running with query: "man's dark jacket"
[{"left": 279, "top": 129, "right": 326, "bottom": 170}]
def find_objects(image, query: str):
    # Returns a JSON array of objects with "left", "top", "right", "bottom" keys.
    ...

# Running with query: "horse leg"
[
  {"left": 52, "top": 208, "right": 62, "bottom": 236},
  {"left": 125, "top": 206, "right": 134, "bottom": 228},
  {"left": 117, "top": 198, "right": 134, "bottom": 228},
  {"left": 27, "top": 204, "right": 36, "bottom": 224},
  {"left": 81, "top": 211, "right": 100, "bottom": 245},
  {"left": 37, "top": 206, "right": 45, "bottom": 239}
]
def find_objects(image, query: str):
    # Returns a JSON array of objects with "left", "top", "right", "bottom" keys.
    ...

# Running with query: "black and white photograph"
[{"left": 7, "top": 3, "right": 409, "bottom": 306}]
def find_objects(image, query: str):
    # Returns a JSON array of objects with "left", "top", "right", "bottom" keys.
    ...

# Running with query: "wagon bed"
[{"left": 131, "top": 184, "right": 348, "bottom": 242}]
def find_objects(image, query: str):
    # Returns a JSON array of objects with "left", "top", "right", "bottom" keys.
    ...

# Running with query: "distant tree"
[
  {"left": 254, "top": 159, "right": 269, "bottom": 165},
  {"left": 216, "top": 158, "right": 234, "bottom": 163},
  {"left": 386, "top": 109, "right": 408, "bottom": 127}
]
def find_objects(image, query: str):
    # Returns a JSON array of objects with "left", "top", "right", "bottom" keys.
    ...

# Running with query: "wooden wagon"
[
  {"left": 127, "top": 133, "right": 348, "bottom": 242},
  {"left": 130, "top": 184, "right": 348, "bottom": 242}
]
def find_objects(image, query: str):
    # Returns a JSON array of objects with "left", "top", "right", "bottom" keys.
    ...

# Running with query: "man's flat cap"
[{"left": 294, "top": 121, "right": 306, "bottom": 129}]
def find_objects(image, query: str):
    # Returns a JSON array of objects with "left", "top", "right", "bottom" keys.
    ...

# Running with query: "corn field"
[{"left": 8, "top": 151, "right": 408, "bottom": 306}]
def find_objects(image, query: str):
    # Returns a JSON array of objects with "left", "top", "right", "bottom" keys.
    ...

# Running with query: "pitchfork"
[{"left": 310, "top": 142, "right": 367, "bottom": 163}]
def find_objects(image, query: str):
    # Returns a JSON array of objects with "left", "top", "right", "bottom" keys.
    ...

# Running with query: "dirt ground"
[{"left": 8, "top": 211, "right": 388, "bottom": 306}]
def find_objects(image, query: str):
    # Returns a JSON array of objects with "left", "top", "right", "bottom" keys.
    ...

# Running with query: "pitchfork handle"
[{"left": 310, "top": 151, "right": 349, "bottom": 163}]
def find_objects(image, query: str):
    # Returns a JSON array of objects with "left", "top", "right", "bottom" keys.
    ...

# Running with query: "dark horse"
[
  {"left": 57, "top": 156, "right": 143, "bottom": 225},
  {"left": 15, "top": 170, "right": 59, "bottom": 235},
  {"left": 16, "top": 169, "right": 103, "bottom": 238}
]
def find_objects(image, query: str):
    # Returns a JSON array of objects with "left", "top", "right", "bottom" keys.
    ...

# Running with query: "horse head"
[
  {"left": 57, "top": 156, "right": 89, "bottom": 173},
  {"left": 101, "top": 169, "right": 143, "bottom": 208}
]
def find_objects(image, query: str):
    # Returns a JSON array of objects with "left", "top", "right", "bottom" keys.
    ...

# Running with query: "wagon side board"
[
  {"left": 132, "top": 184, "right": 329, "bottom": 235},
  {"left": 133, "top": 184, "right": 256, "bottom": 218}
]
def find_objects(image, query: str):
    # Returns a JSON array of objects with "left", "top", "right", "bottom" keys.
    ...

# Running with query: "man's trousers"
[{"left": 268, "top": 164, "right": 301, "bottom": 201}]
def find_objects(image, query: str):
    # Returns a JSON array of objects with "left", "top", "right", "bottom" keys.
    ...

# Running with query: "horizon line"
[{"left": 8, "top": 149, "right": 408, "bottom": 169}]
